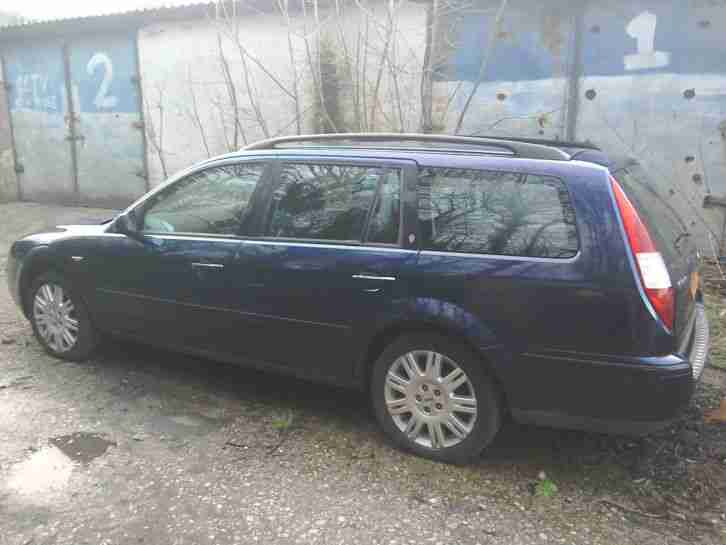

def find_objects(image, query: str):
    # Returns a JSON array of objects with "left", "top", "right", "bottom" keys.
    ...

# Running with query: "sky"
[{"left": 2, "top": 0, "right": 199, "bottom": 20}]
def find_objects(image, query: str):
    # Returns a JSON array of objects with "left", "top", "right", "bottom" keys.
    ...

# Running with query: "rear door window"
[
  {"left": 417, "top": 167, "right": 578, "bottom": 258},
  {"left": 265, "top": 162, "right": 401, "bottom": 244}
]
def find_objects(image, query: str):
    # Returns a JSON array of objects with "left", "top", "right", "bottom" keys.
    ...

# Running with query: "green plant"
[
  {"left": 535, "top": 478, "right": 558, "bottom": 498},
  {"left": 271, "top": 410, "right": 295, "bottom": 432}
]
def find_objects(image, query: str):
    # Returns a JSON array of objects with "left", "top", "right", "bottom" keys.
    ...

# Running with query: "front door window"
[{"left": 141, "top": 163, "right": 265, "bottom": 236}]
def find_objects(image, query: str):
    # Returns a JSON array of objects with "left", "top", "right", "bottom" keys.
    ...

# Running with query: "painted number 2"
[
  {"left": 87, "top": 52, "right": 119, "bottom": 110},
  {"left": 624, "top": 11, "right": 670, "bottom": 71}
]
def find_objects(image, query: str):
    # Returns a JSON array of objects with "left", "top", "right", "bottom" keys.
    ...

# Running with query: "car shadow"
[{"left": 90, "top": 338, "right": 673, "bottom": 482}]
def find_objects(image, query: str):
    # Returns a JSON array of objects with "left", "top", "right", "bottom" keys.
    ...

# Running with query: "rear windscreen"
[{"left": 613, "top": 163, "right": 695, "bottom": 263}]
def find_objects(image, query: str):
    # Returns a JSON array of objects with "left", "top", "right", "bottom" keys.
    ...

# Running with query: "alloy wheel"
[
  {"left": 33, "top": 283, "right": 79, "bottom": 353},
  {"left": 384, "top": 350, "right": 478, "bottom": 449}
]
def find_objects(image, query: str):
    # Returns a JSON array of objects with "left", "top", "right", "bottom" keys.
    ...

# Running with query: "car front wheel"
[
  {"left": 28, "top": 271, "right": 98, "bottom": 361},
  {"left": 371, "top": 333, "right": 501, "bottom": 464}
]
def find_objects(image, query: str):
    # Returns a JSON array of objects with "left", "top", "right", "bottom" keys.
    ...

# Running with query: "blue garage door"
[
  {"left": 68, "top": 34, "right": 147, "bottom": 207},
  {"left": 4, "top": 43, "right": 76, "bottom": 203},
  {"left": 2, "top": 34, "right": 147, "bottom": 207}
]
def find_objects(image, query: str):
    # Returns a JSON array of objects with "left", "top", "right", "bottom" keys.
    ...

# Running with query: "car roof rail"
[
  {"left": 474, "top": 135, "right": 601, "bottom": 152},
  {"left": 243, "top": 133, "right": 570, "bottom": 161}
]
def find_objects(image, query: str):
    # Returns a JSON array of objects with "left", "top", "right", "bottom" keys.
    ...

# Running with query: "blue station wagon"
[{"left": 7, "top": 134, "right": 710, "bottom": 463}]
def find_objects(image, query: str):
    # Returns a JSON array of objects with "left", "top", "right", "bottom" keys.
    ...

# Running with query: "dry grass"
[{"left": 702, "top": 260, "right": 726, "bottom": 371}]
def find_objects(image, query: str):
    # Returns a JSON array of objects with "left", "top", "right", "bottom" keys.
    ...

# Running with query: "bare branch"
[
  {"left": 454, "top": 0, "right": 508, "bottom": 134},
  {"left": 186, "top": 67, "right": 211, "bottom": 158},
  {"left": 217, "top": 32, "right": 245, "bottom": 149},
  {"left": 420, "top": 0, "right": 438, "bottom": 133},
  {"left": 143, "top": 84, "right": 168, "bottom": 180},
  {"left": 277, "top": 0, "right": 302, "bottom": 134},
  {"left": 368, "top": 13, "right": 393, "bottom": 130}
]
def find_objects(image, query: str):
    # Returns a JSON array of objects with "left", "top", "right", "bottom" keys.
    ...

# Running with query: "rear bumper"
[
  {"left": 505, "top": 306, "right": 709, "bottom": 436},
  {"left": 680, "top": 303, "right": 709, "bottom": 381}
]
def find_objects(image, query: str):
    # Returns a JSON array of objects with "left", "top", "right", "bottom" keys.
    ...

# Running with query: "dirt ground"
[{"left": 0, "top": 202, "right": 724, "bottom": 545}]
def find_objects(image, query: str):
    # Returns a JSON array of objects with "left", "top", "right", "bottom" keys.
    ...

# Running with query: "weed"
[
  {"left": 272, "top": 410, "right": 295, "bottom": 432},
  {"left": 535, "top": 478, "right": 558, "bottom": 498}
]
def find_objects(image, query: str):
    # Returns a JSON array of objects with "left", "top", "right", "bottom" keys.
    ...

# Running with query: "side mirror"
[{"left": 115, "top": 211, "right": 142, "bottom": 240}]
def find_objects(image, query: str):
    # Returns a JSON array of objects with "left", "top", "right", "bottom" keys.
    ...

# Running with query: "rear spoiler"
[{"left": 569, "top": 149, "right": 611, "bottom": 168}]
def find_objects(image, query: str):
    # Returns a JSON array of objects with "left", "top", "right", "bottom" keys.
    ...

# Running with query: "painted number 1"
[
  {"left": 87, "top": 52, "right": 119, "bottom": 110},
  {"left": 624, "top": 11, "right": 670, "bottom": 71}
]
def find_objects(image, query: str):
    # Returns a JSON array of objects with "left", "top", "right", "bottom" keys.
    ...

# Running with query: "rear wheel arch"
[{"left": 357, "top": 320, "right": 509, "bottom": 411}]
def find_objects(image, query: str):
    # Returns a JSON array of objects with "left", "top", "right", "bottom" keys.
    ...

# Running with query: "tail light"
[{"left": 611, "top": 176, "right": 675, "bottom": 331}]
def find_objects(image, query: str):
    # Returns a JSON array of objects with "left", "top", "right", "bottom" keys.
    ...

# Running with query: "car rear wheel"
[
  {"left": 28, "top": 271, "right": 98, "bottom": 361},
  {"left": 371, "top": 333, "right": 501, "bottom": 464}
]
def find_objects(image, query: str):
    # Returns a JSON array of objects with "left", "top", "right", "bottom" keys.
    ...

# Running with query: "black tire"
[
  {"left": 27, "top": 271, "right": 98, "bottom": 361},
  {"left": 371, "top": 333, "right": 501, "bottom": 464}
]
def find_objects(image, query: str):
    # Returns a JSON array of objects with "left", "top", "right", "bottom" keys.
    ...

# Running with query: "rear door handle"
[
  {"left": 352, "top": 274, "right": 396, "bottom": 281},
  {"left": 191, "top": 262, "right": 225, "bottom": 269}
]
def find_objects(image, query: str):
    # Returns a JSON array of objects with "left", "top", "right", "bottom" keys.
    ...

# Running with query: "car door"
[
  {"left": 222, "top": 157, "right": 419, "bottom": 383},
  {"left": 89, "top": 160, "right": 270, "bottom": 352}
]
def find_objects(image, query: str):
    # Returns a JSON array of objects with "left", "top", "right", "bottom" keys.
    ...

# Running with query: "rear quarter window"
[{"left": 417, "top": 167, "right": 579, "bottom": 258}]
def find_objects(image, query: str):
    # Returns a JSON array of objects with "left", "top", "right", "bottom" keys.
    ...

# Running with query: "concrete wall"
[
  {"left": 137, "top": 1, "right": 429, "bottom": 187},
  {"left": 0, "top": 56, "right": 19, "bottom": 202},
  {"left": 575, "top": 1, "right": 726, "bottom": 252},
  {"left": 432, "top": 0, "right": 726, "bottom": 253},
  {"left": 138, "top": 12, "right": 304, "bottom": 187},
  {"left": 435, "top": 2, "right": 575, "bottom": 139}
]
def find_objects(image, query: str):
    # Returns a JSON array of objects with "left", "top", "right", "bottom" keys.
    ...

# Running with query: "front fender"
[{"left": 14, "top": 244, "right": 55, "bottom": 318}]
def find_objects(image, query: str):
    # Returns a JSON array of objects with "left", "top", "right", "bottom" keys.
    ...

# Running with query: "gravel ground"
[{"left": 0, "top": 202, "right": 725, "bottom": 545}]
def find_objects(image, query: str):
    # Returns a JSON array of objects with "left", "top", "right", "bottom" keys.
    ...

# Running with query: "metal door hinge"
[
  {"left": 2, "top": 81, "right": 11, "bottom": 91},
  {"left": 135, "top": 169, "right": 148, "bottom": 180},
  {"left": 14, "top": 163, "right": 24, "bottom": 174},
  {"left": 132, "top": 121, "right": 145, "bottom": 130},
  {"left": 64, "top": 134, "right": 86, "bottom": 142}
]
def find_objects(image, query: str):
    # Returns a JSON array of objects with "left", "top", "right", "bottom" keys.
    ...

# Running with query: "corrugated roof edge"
[
  {"left": 0, "top": 0, "right": 360, "bottom": 40},
  {"left": 0, "top": 1, "right": 272, "bottom": 41}
]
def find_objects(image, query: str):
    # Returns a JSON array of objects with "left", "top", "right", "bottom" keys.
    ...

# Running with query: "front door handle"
[
  {"left": 191, "top": 262, "right": 225, "bottom": 269},
  {"left": 352, "top": 274, "right": 396, "bottom": 282}
]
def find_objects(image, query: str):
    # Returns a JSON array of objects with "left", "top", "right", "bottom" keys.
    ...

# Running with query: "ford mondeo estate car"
[{"left": 7, "top": 133, "right": 709, "bottom": 463}]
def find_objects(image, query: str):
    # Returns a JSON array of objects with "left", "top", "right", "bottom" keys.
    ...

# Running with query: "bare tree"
[{"left": 179, "top": 0, "right": 495, "bottom": 153}]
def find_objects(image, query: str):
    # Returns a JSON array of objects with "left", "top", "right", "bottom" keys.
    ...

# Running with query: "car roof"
[{"left": 198, "top": 133, "right": 612, "bottom": 172}]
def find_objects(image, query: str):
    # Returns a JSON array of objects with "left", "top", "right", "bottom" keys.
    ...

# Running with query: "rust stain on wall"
[
  {"left": 0, "top": 61, "right": 19, "bottom": 202},
  {"left": 540, "top": 11, "right": 566, "bottom": 71}
]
